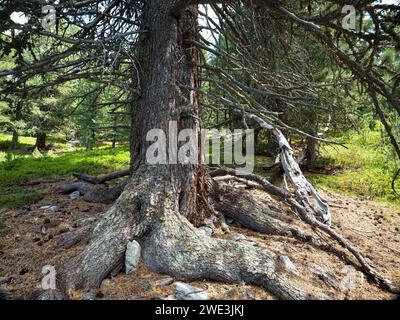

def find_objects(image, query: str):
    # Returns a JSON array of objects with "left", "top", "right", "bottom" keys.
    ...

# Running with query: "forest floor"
[
  {"left": 0, "top": 179, "right": 399, "bottom": 300},
  {"left": 0, "top": 131, "right": 399, "bottom": 300}
]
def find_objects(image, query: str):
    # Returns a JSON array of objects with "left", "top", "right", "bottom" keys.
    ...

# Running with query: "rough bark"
[
  {"left": 143, "top": 212, "right": 310, "bottom": 300},
  {"left": 57, "top": 225, "right": 95, "bottom": 250},
  {"left": 211, "top": 181, "right": 320, "bottom": 244},
  {"left": 35, "top": 132, "right": 47, "bottom": 151}
]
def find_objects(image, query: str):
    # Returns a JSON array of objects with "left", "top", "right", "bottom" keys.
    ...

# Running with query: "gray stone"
[
  {"left": 69, "top": 191, "right": 80, "bottom": 200},
  {"left": 140, "top": 280, "right": 153, "bottom": 293},
  {"left": 80, "top": 290, "right": 97, "bottom": 300},
  {"left": 48, "top": 206, "right": 59, "bottom": 213},
  {"left": 231, "top": 233, "right": 246, "bottom": 241},
  {"left": 101, "top": 279, "right": 112, "bottom": 289},
  {"left": 40, "top": 205, "right": 59, "bottom": 213},
  {"left": 221, "top": 222, "right": 230, "bottom": 233},
  {"left": 37, "top": 290, "right": 64, "bottom": 300},
  {"left": 240, "top": 289, "right": 255, "bottom": 300},
  {"left": 125, "top": 240, "right": 141, "bottom": 275},
  {"left": 154, "top": 277, "right": 174, "bottom": 286},
  {"left": 174, "top": 282, "right": 208, "bottom": 300},
  {"left": 68, "top": 140, "right": 80, "bottom": 148},
  {"left": 197, "top": 226, "right": 213, "bottom": 237},
  {"left": 278, "top": 255, "right": 298, "bottom": 274}
]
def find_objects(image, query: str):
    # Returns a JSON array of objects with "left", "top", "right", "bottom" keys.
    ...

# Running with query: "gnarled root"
[
  {"left": 212, "top": 168, "right": 400, "bottom": 294},
  {"left": 211, "top": 181, "right": 320, "bottom": 245},
  {"left": 73, "top": 169, "right": 130, "bottom": 185},
  {"left": 142, "top": 213, "right": 311, "bottom": 300},
  {"left": 61, "top": 180, "right": 127, "bottom": 204},
  {"left": 47, "top": 178, "right": 313, "bottom": 300}
]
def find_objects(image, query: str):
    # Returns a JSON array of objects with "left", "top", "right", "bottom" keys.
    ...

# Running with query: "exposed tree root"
[
  {"left": 73, "top": 169, "right": 130, "bottom": 185},
  {"left": 212, "top": 168, "right": 400, "bottom": 294},
  {"left": 143, "top": 213, "right": 310, "bottom": 300},
  {"left": 57, "top": 225, "right": 94, "bottom": 250},
  {"left": 61, "top": 180, "right": 127, "bottom": 204},
  {"left": 210, "top": 182, "right": 321, "bottom": 245},
  {"left": 45, "top": 177, "right": 315, "bottom": 300},
  {"left": 44, "top": 164, "right": 398, "bottom": 300}
]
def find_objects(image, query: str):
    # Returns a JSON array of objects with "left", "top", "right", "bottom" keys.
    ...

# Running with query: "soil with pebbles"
[{"left": 0, "top": 182, "right": 399, "bottom": 300}]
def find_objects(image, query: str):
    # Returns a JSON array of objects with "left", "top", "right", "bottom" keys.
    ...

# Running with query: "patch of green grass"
[
  {"left": 0, "top": 146, "right": 130, "bottom": 187},
  {"left": 0, "top": 189, "right": 42, "bottom": 209},
  {"left": 308, "top": 128, "right": 400, "bottom": 207}
]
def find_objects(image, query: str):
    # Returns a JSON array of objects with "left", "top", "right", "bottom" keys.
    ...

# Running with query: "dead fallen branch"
[
  {"left": 211, "top": 167, "right": 400, "bottom": 293},
  {"left": 73, "top": 169, "right": 130, "bottom": 184}
]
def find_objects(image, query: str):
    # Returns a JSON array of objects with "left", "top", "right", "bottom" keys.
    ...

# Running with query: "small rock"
[
  {"left": 40, "top": 206, "right": 59, "bottom": 213},
  {"left": 197, "top": 226, "right": 213, "bottom": 237},
  {"left": 125, "top": 240, "right": 141, "bottom": 275},
  {"left": 232, "top": 233, "right": 246, "bottom": 241},
  {"left": 69, "top": 191, "right": 80, "bottom": 200},
  {"left": 154, "top": 277, "right": 174, "bottom": 287},
  {"left": 101, "top": 279, "right": 111, "bottom": 289},
  {"left": 221, "top": 222, "right": 230, "bottom": 233},
  {"left": 11, "top": 278, "right": 22, "bottom": 285},
  {"left": 48, "top": 206, "right": 59, "bottom": 213},
  {"left": 80, "top": 290, "right": 97, "bottom": 300},
  {"left": 240, "top": 289, "right": 255, "bottom": 300},
  {"left": 37, "top": 290, "right": 63, "bottom": 300},
  {"left": 278, "top": 256, "right": 298, "bottom": 274},
  {"left": 14, "top": 234, "right": 23, "bottom": 242},
  {"left": 174, "top": 282, "right": 208, "bottom": 300},
  {"left": 226, "top": 218, "right": 234, "bottom": 225}
]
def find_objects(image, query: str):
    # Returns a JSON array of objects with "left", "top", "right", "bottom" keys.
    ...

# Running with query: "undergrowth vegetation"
[
  {"left": 310, "top": 126, "right": 400, "bottom": 206},
  {"left": 0, "top": 130, "right": 399, "bottom": 209}
]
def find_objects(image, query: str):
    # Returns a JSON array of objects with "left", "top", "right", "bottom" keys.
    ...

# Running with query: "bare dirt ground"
[{"left": 0, "top": 181, "right": 399, "bottom": 300}]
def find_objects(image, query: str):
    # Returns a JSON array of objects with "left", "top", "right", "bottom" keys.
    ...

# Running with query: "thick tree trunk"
[
  {"left": 35, "top": 132, "right": 47, "bottom": 151},
  {"left": 47, "top": 1, "right": 317, "bottom": 300},
  {"left": 130, "top": 0, "right": 207, "bottom": 224},
  {"left": 11, "top": 100, "right": 23, "bottom": 150},
  {"left": 305, "top": 136, "right": 317, "bottom": 168}
]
